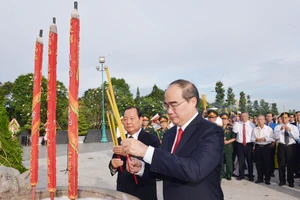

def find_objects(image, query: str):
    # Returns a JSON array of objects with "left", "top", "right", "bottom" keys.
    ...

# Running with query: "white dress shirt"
[
  {"left": 251, "top": 125, "right": 274, "bottom": 145},
  {"left": 143, "top": 112, "right": 199, "bottom": 165},
  {"left": 274, "top": 123, "right": 299, "bottom": 145},
  {"left": 233, "top": 121, "right": 256, "bottom": 144}
]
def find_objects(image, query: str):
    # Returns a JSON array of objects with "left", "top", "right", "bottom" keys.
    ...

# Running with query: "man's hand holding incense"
[
  {"left": 121, "top": 138, "right": 148, "bottom": 157},
  {"left": 111, "top": 158, "right": 124, "bottom": 169},
  {"left": 113, "top": 145, "right": 126, "bottom": 156},
  {"left": 126, "top": 157, "right": 143, "bottom": 174}
]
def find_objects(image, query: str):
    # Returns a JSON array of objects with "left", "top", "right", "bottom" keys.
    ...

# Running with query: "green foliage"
[
  {"left": 260, "top": 99, "right": 270, "bottom": 116},
  {"left": 78, "top": 113, "right": 89, "bottom": 136},
  {"left": 134, "top": 87, "right": 142, "bottom": 105},
  {"left": 145, "top": 85, "right": 164, "bottom": 100},
  {"left": 80, "top": 77, "right": 134, "bottom": 129},
  {"left": 270, "top": 103, "right": 279, "bottom": 115},
  {"left": 239, "top": 91, "right": 247, "bottom": 112},
  {"left": 246, "top": 95, "right": 253, "bottom": 116},
  {"left": 252, "top": 100, "right": 260, "bottom": 116},
  {"left": 80, "top": 88, "right": 102, "bottom": 129},
  {"left": 137, "top": 85, "right": 165, "bottom": 116},
  {"left": 138, "top": 96, "right": 164, "bottom": 117},
  {"left": 9, "top": 73, "right": 68, "bottom": 130},
  {"left": 214, "top": 81, "right": 225, "bottom": 109},
  {"left": 0, "top": 104, "right": 27, "bottom": 173},
  {"left": 225, "top": 87, "right": 235, "bottom": 106},
  {"left": 111, "top": 77, "right": 135, "bottom": 115}
]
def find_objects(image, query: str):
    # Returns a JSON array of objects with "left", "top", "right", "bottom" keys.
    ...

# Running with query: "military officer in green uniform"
[
  {"left": 220, "top": 113, "right": 236, "bottom": 180},
  {"left": 155, "top": 116, "right": 169, "bottom": 144},
  {"left": 142, "top": 115, "right": 156, "bottom": 135}
]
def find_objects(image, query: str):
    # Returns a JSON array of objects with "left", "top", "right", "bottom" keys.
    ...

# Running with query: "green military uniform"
[
  {"left": 142, "top": 115, "right": 156, "bottom": 136},
  {"left": 156, "top": 116, "right": 169, "bottom": 143},
  {"left": 156, "top": 127, "right": 169, "bottom": 141},
  {"left": 220, "top": 113, "right": 236, "bottom": 180},
  {"left": 144, "top": 125, "right": 156, "bottom": 135}
]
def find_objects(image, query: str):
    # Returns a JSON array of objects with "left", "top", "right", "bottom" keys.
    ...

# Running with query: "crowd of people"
[
  {"left": 205, "top": 109, "right": 300, "bottom": 188},
  {"left": 107, "top": 78, "right": 300, "bottom": 200}
]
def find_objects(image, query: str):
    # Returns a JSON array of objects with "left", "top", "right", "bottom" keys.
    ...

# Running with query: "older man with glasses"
[{"left": 121, "top": 79, "right": 224, "bottom": 200}]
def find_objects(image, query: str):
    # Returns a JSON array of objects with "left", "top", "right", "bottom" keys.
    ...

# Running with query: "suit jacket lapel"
[
  {"left": 174, "top": 114, "right": 203, "bottom": 154},
  {"left": 167, "top": 127, "right": 177, "bottom": 152},
  {"left": 137, "top": 129, "right": 146, "bottom": 142}
]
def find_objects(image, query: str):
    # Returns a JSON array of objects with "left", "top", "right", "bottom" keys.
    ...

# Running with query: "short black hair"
[
  {"left": 123, "top": 106, "right": 143, "bottom": 118},
  {"left": 280, "top": 112, "right": 290, "bottom": 117},
  {"left": 265, "top": 112, "right": 273, "bottom": 117},
  {"left": 169, "top": 79, "right": 200, "bottom": 107}
]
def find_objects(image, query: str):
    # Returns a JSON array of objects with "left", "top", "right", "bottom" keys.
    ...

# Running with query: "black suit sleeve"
[{"left": 150, "top": 125, "right": 224, "bottom": 183}]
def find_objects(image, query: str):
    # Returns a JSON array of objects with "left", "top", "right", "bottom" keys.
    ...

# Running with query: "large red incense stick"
[{"left": 68, "top": 2, "right": 80, "bottom": 199}]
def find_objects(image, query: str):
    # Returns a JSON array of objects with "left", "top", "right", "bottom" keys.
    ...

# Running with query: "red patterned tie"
[
  {"left": 243, "top": 123, "right": 246, "bottom": 146},
  {"left": 172, "top": 128, "right": 184, "bottom": 153}
]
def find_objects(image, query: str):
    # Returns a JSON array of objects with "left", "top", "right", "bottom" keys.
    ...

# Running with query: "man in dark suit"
[
  {"left": 122, "top": 79, "right": 224, "bottom": 200},
  {"left": 108, "top": 106, "right": 160, "bottom": 200}
]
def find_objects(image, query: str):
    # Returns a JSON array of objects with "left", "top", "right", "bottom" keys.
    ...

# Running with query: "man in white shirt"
[
  {"left": 251, "top": 115, "right": 274, "bottom": 185},
  {"left": 295, "top": 111, "right": 300, "bottom": 180},
  {"left": 233, "top": 112, "right": 256, "bottom": 181},
  {"left": 274, "top": 112, "right": 299, "bottom": 188}
]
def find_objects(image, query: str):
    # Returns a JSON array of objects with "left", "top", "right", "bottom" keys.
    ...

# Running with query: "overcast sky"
[{"left": 1, "top": 0, "right": 300, "bottom": 112}]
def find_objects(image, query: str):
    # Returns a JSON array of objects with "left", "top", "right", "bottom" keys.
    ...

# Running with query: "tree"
[
  {"left": 0, "top": 104, "right": 27, "bottom": 173},
  {"left": 78, "top": 112, "right": 89, "bottom": 136},
  {"left": 140, "top": 85, "right": 165, "bottom": 117},
  {"left": 270, "top": 103, "right": 279, "bottom": 116},
  {"left": 252, "top": 100, "right": 260, "bottom": 116},
  {"left": 260, "top": 99, "right": 270, "bottom": 116},
  {"left": 111, "top": 77, "right": 135, "bottom": 115},
  {"left": 225, "top": 87, "right": 235, "bottom": 113},
  {"left": 134, "top": 87, "right": 141, "bottom": 105},
  {"left": 9, "top": 73, "right": 68, "bottom": 129},
  {"left": 214, "top": 81, "right": 225, "bottom": 110},
  {"left": 80, "top": 77, "right": 134, "bottom": 129},
  {"left": 246, "top": 95, "right": 253, "bottom": 116},
  {"left": 80, "top": 88, "right": 102, "bottom": 129},
  {"left": 138, "top": 96, "right": 164, "bottom": 117},
  {"left": 239, "top": 91, "right": 247, "bottom": 112},
  {"left": 145, "top": 85, "right": 164, "bottom": 101},
  {"left": 10, "top": 74, "right": 36, "bottom": 126}
]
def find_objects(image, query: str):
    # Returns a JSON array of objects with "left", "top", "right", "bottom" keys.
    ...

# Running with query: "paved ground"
[{"left": 23, "top": 142, "right": 300, "bottom": 200}]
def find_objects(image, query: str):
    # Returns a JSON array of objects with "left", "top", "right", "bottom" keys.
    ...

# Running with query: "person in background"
[
  {"left": 265, "top": 112, "right": 277, "bottom": 177},
  {"left": 142, "top": 115, "right": 156, "bottom": 135},
  {"left": 294, "top": 111, "right": 300, "bottom": 179},
  {"left": 155, "top": 115, "right": 169, "bottom": 144},
  {"left": 220, "top": 113, "right": 236, "bottom": 180},
  {"left": 251, "top": 115, "right": 274, "bottom": 185},
  {"left": 277, "top": 116, "right": 283, "bottom": 125},
  {"left": 207, "top": 109, "right": 218, "bottom": 124},
  {"left": 274, "top": 112, "right": 299, "bottom": 187},
  {"left": 108, "top": 106, "right": 160, "bottom": 200},
  {"left": 116, "top": 116, "right": 125, "bottom": 138},
  {"left": 289, "top": 113, "right": 296, "bottom": 126},
  {"left": 233, "top": 112, "right": 256, "bottom": 181}
]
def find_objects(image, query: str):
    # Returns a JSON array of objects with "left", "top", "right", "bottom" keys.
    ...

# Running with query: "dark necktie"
[
  {"left": 284, "top": 131, "right": 289, "bottom": 145},
  {"left": 243, "top": 124, "right": 246, "bottom": 146},
  {"left": 172, "top": 128, "right": 184, "bottom": 153}
]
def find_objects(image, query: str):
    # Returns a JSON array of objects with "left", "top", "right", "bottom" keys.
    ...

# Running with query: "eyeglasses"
[{"left": 162, "top": 100, "right": 186, "bottom": 111}]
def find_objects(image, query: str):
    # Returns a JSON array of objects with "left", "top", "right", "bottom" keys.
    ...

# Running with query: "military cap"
[
  {"left": 207, "top": 110, "right": 218, "bottom": 118},
  {"left": 220, "top": 113, "right": 229, "bottom": 119},
  {"left": 142, "top": 115, "right": 150, "bottom": 121},
  {"left": 159, "top": 116, "right": 168, "bottom": 123}
]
